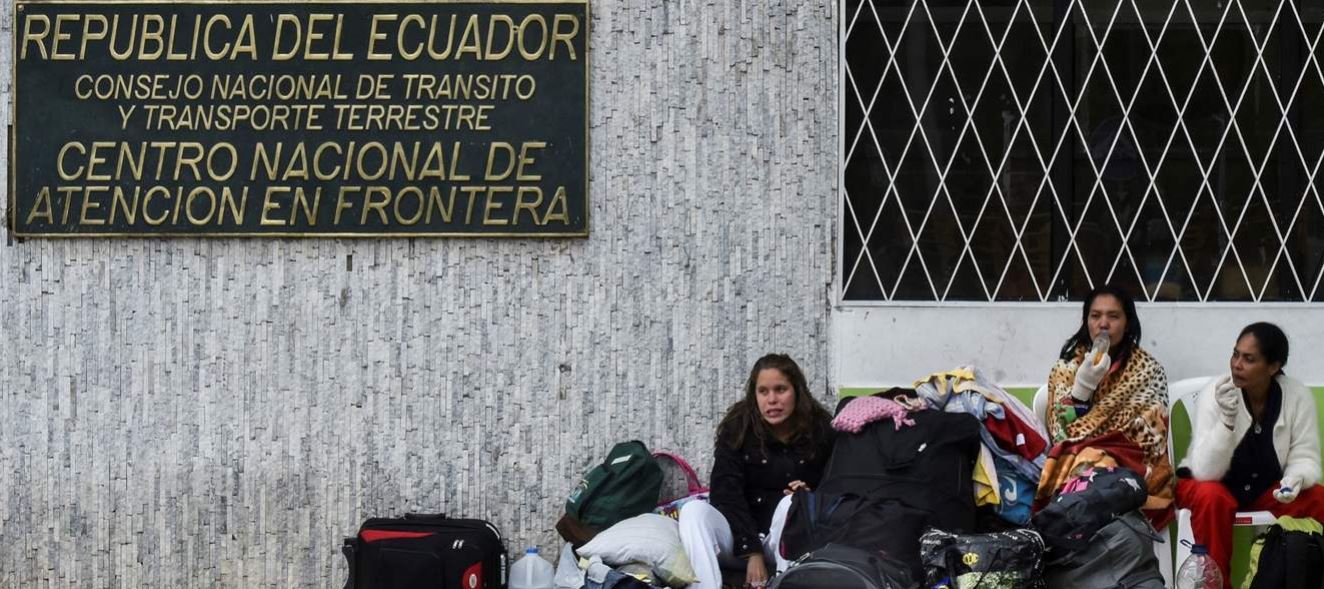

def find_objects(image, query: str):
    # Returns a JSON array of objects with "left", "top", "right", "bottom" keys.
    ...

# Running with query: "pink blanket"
[{"left": 832, "top": 395, "right": 916, "bottom": 433}]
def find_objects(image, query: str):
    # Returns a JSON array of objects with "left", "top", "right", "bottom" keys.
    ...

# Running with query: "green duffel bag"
[{"left": 565, "top": 440, "right": 663, "bottom": 530}]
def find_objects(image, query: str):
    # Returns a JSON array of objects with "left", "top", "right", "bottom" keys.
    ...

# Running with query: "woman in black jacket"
[{"left": 679, "top": 353, "right": 833, "bottom": 589}]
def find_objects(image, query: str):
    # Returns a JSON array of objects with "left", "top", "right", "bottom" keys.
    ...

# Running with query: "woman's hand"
[
  {"left": 745, "top": 553, "right": 769, "bottom": 588},
  {"left": 1072, "top": 353, "right": 1110, "bottom": 402},
  {"left": 1214, "top": 375, "right": 1240, "bottom": 430},
  {"left": 1275, "top": 477, "right": 1302, "bottom": 503},
  {"left": 784, "top": 480, "right": 810, "bottom": 496}
]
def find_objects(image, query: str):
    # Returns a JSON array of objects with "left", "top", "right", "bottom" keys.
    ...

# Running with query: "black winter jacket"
[{"left": 709, "top": 420, "right": 834, "bottom": 558}]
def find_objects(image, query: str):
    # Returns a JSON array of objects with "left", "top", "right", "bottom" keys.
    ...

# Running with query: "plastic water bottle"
[
  {"left": 1175, "top": 544, "right": 1224, "bottom": 589},
  {"left": 1091, "top": 329, "right": 1110, "bottom": 365},
  {"left": 510, "top": 547, "right": 555, "bottom": 589}
]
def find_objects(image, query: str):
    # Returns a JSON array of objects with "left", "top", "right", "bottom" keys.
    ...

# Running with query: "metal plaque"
[{"left": 11, "top": 0, "right": 589, "bottom": 237}]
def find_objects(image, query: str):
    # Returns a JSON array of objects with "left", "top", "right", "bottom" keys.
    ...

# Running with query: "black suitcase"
[{"left": 342, "top": 513, "right": 508, "bottom": 589}]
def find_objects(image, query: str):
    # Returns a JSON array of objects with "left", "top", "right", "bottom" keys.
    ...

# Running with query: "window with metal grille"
[{"left": 840, "top": 0, "right": 1324, "bottom": 302}]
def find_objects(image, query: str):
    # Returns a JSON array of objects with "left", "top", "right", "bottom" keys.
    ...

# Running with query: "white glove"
[
  {"left": 1274, "top": 477, "right": 1302, "bottom": 503},
  {"left": 1071, "top": 352, "right": 1111, "bottom": 402},
  {"left": 1214, "top": 375, "right": 1241, "bottom": 430}
]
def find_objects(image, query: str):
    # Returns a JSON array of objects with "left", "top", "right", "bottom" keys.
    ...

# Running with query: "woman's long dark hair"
[
  {"left": 1239, "top": 322, "right": 1289, "bottom": 376},
  {"left": 1058, "top": 285, "right": 1142, "bottom": 370},
  {"left": 716, "top": 354, "right": 832, "bottom": 456}
]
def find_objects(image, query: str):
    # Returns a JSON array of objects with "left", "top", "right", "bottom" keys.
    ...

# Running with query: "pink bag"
[{"left": 652, "top": 452, "right": 710, "bottom": 520}]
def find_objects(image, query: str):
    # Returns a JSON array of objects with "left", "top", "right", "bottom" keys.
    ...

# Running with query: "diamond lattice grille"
[{"left": 841, "top": 0, "right": 1324, "bottom": 302}]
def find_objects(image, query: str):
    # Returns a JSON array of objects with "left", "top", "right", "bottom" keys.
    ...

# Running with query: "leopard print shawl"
[{"left": 1044, "top": 344, "right": 1175, "bottom": 514}]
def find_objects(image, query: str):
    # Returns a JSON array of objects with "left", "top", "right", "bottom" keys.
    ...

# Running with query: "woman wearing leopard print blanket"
[{"left": 1036, "top": 285, "right": 1175, "bottom": 527}]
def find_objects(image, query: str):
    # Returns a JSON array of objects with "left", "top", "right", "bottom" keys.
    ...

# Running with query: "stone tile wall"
[{"left": 0, "top": 1, "right": 838, "bottom": 586}]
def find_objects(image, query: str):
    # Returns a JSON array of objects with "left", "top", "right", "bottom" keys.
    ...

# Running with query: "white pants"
[{"left": 677, "top": 496, "right": 793, "bottom": 589}]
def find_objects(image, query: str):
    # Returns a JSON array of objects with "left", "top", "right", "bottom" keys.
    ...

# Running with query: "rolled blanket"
[{"left": 832, "top": 395, "right": 916, "bottom": 433}]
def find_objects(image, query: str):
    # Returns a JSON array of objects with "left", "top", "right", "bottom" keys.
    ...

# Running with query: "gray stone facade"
[{"left": 0, "top": 1, "right": 838, "bottom": 586}]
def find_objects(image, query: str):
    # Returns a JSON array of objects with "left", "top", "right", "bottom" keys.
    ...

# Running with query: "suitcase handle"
[{"left": 403, "top": 513, "right": 448, "bottom": 520}]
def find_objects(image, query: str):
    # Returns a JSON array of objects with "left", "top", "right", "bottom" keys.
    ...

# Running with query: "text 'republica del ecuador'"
[{"left": 13, "top": 3, "right": 589, "bottom": 236}]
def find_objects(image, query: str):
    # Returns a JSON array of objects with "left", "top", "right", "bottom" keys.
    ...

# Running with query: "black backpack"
[
  {"left": 1246, "top": 517, "right": 1324, "bottom": 589},
  {"left": 1041, "top": 511, "right": 1163, "bottom": 589},
  {"left": 1031, "top": 466, "right": 1147, "bottom": 555},
  {"left": 781, "top": 407, "right": 981, "bottom": 572},
  {"left": 782, "top": 491, "right": 930, "bottom": 574},
  {"left": 342, "top": 513, "right": 507, "bottom": 589},
  {"left": 771, "top": 543, "right": 917, "bottom": 589}
]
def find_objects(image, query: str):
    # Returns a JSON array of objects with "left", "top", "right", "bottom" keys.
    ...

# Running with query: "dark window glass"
[{"left": 842, "top": 0, "right": 1324, "bottom": 301}]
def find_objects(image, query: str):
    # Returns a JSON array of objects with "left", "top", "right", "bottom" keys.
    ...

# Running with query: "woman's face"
[
  {"left": 755, "top": 368, "right": 796, "bottom": 428},
  {"left": 1230, "top": 334, "right": 1281, "bottom": 392},
  {"left": 1087, "top": 294, "right": 1127, "bottom": 349}
]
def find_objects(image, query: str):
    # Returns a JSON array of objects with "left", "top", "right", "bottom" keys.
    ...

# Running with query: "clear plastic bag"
[{"left": 554, "top": 543, "right": 585, "bottom": 589}]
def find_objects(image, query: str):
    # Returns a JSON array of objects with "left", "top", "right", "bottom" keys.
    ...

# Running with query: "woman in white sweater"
[{"left": 1177, "top": 322, "right": 1323, "bottom": 587}]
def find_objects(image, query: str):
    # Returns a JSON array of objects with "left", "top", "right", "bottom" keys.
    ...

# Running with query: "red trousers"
[{"left": 1176, "top": 478, "right": 1324, "bottom": 588}]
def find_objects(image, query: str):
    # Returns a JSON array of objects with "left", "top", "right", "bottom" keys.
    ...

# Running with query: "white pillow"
[{"left": 577, "top": 514, "right": 698, "bottom": 588}]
